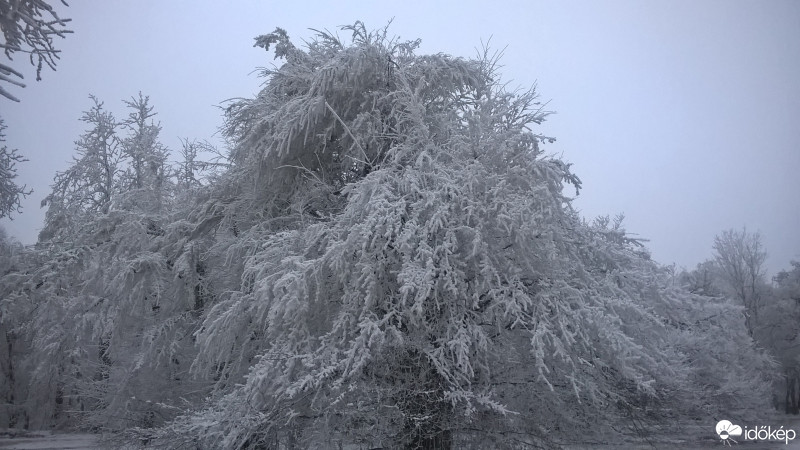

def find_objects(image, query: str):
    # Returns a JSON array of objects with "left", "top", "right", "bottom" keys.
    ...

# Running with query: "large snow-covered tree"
[
  {"left": 0, "top": 22, "right": 775, "bottom": 448},
  {"left": 128, "top": 24, "right": 772, "bottom": 449}
]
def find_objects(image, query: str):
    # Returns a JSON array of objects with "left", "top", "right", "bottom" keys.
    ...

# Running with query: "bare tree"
[
  {"left": 713, "top": 227, "right": 767, "bottom": 335},
  {"left": 0, "top": 0, "right": 72, "bottom": 102}
]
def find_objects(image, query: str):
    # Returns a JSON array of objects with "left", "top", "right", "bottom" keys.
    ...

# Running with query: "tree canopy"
[
  {"left": 134, "top": 24, "right": 771, "bottom": 448},
  {"left": 0, "top": 22, "right": 779, "bottom": 449}
]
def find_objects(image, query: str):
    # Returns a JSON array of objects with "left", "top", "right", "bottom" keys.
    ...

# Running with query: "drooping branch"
[{"left": 0, "top": 0, "right": 72, "bottom": 101}]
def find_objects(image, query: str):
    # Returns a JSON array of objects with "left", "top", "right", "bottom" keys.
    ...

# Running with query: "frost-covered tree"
[
  {"left": 775, "top": 262, "right": 800, "bottom": 304},
  {"left": 0, "top": 0, "right": 72, "bottom": 102},
  {"left": 119, "top": 92, "right": 169, "bottom": 197},
  {"left": 39, "top": 95, "right": 121, "bottom": 242},
  {"left": 175, "top": 138, "right": 203, "bottom": 191},
  {"left": 679, "top": 259, "right": 724, "bottom": 297},
  {"left": 713, "top": 228, "right": 768, "bottom": 336},
  {"left": 174, "top": 138, "right": 226, "bottom": 192},
  {"left": 2, "top": 21, "right": 774, "bottom": 447},
  {"left": 129, "top": 24, "right": 772, "bottom": 449},
  {"left": 0, "top": 93, "right": 175, "bottom": 430},
  {"left": 0, "top": 226, "right": 24, "bottom": 427},
  {"left": 0, "top": 118, "right": 32, "bottom": 218},
  {"left": 29, "top": 93, "right": 219, "bottom": 430},
  {"left": 0, "top": 0, "right": 70, "bottom": 215},
  {"left": 682, "top": 233, "right": 793, "bottom": 415},
  {"left": 758, "top": 262, "right": 800, "bottom": 413},
  {"left": 0, "top": 0, "right": 70, "bottom": 217}
]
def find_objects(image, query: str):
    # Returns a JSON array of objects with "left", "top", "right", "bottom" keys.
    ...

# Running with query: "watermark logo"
[
  {"left": 715, "top": 420, "right": 742, "bottom": 445},
  {"left": 715, "top": 419, "right": 796, "bottom": 445}
]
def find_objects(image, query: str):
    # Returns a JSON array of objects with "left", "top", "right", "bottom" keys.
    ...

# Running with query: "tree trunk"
[
  {"left": 392, "top": 348, "right": 453, "bottom": 450},
  {"left": 794, "top": 376, "right": 800, "bottom": 415},
  {"left": 786, "top": 373, "right": 799, "bottom": 415},
  {"left": 1, "top": 330, "right": 14, "bottom": 428},
  {"left": 407, "top": 428, "right": 452, "bottom": 450}
]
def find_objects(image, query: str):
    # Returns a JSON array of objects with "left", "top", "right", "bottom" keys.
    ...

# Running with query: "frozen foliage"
[
  {"left": 132, "top": 24, "right": 770, "bottom": 448},
  {"left": 686, "top": 230, "right": 798, "bottom": 415},
  {"left": 0, "top": 22, "right": 778, "bottom": 449},
  {"left": 713, "top": 228, "right": 768, "bottom": 336},
  {"left": 0, "top": 0, "right": 71, "bottom": 217},
  {"left": 39, "top": 96, "right": 122, "bottom": 242},
  {"left": 0, "top": 119, "right": 31, "bottom": 218},
  {"left": 0, "top": 0, "right": 72, "bottom": 102},
  {"left": 0, "top": 93, "right": 214, "bottom": 431},
  {"left": 755, "top": 262, "right": 800, "bottom": 413},
  {"left": 118, "top": 92, "right": 169, "bottom": 209}
]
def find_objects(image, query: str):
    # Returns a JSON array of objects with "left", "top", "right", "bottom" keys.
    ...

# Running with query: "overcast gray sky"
[{"left": 1, "top": 0, "right": 798, "bottom": 275}]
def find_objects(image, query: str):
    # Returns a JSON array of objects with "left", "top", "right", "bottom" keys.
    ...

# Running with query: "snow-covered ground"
[
  {"left": 2, "top": 416, "right": 800, "bottom": 450},
  {"left": 560, "top": 414, "right": 800, "bottom": 449},
  {"left": 0, "top": 432, "right": 100, "bottom": 450}
]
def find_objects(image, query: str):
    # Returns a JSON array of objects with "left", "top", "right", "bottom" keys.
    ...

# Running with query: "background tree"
[
  {"left": 39, "top": 95, "right": 121, "bottom": 242},
  {"left": 120, "top": 93, "right": 167, "bottom": 188},
  {"left": 174, "top": 138, "right": 226, "bottom": 196},
  {"left": 679, "top": 259, "right": 724, "bottom": 297},
  {"left": 713, "top": 228, "right": 768, "bottom": 336},
  {"left": 681, "top": 231, "right": 800, "bottom": 416},
  {"left": 0, "top": 119, "right": 31, "bottom": 218},
  {"left": 0, "top": 226, "right": 24, "bottom": 428},
  {"left": 0, "top": 0, "right": 72, "bottom": 102},
  {"left": 175, "top": 138, "right": 203, "bottom": 191},
  {"left": 117, "top": 92, "right": 170, "bottom": 212},
  {"left": 4, "top": 92, "right": 220, "bottom": 431},
  {"left": 758, "top": 262, "right": 800, "bottom": 413}
]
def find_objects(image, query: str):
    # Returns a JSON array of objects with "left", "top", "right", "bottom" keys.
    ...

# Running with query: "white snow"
[{"left": 0, "top": 433, "right": 100, "bottom": 450}]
